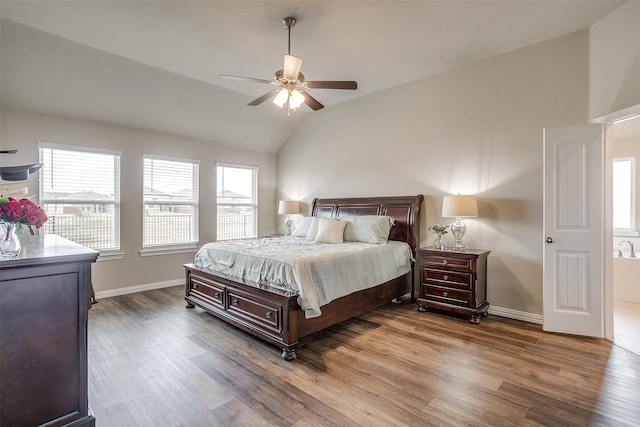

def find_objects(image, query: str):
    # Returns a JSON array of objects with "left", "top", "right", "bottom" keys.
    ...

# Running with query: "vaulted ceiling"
[{"left": 0, "top": 1, "right": 625, "bottom": 153}]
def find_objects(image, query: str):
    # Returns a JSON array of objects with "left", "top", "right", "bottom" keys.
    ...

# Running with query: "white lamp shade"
[
  {"left": 278, "top": 200, "right": 300, "bottom": 215},
  {"left": 289, "top": 90, "right": 305, "bottom": 109},
  {"left": 273, "top": 88, "right": 289, "bottom": 108},
  {"left": 442, "top": 195, "right": 478, "bottom": 218}
]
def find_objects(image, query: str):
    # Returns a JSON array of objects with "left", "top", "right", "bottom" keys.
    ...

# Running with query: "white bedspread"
[{"left": 193, "top": 236, "right": 413, "bottom": 319}]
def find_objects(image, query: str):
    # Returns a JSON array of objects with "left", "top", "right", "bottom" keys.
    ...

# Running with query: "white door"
[{"left": 543, "top": 124, "right": 611, "bottom": 337}]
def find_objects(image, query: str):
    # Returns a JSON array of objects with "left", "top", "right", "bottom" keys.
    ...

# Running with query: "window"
[
  {"left": 143, "top": 155, "right": 199, "bottom": 249},
  {"left": 39, "top": 143, "right": 121, "bottom": 253},
  {"left": 613, "top": 158, "right": 635, "bottom": 232},
  {"left": 217, "top": 163, "right": 258, "bottom": 240}
]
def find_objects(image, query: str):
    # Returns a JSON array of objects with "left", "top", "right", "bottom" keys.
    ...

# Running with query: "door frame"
[{"left": 594, "top": 104, "right": 640, "bottom": 340}]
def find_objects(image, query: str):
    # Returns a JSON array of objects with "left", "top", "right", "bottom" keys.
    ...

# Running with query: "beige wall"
[
  {"left": 277, "top": 31, "right": 591, "bottom": 315},
  {"left": 589, "top": 0, "right": 640, "bottom": 120},
  {"left": 0, "top": 109, "right": 277, "bottom": 293}
]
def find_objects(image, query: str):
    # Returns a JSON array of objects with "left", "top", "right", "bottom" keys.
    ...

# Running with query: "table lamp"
[
  {"left": 442, "top": 194, "right": 478, "bottom": 249},
  {"left": 278, "top": 200, "right": 300, "bottom": 235}
]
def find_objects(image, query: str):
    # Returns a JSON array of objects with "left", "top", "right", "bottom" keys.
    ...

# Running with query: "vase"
[
  {"left": 1, "top": 222, "right": 21, "bottom": 257},
  {"left": 433, "top": 235, "right": 444, "bottom": 250}
]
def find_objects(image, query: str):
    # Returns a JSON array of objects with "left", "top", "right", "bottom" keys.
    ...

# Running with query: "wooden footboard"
[{"left": 184, "top": 263, "right": 411, "bottom": 360}]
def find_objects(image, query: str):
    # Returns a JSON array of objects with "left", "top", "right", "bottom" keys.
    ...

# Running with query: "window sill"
[
  {"left": 97, "top": 251, "right": 125, "bottom": 261},
  {"left": 614, "top": 229, "right": 640, "bottom": 237},
  {"left": 139, "top": 245, "right": 199, "bottom": 257}
]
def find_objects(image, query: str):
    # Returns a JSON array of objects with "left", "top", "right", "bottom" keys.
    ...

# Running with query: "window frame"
[
  {"left": 38, "top": 142, "right": 122, "bottom": 258},
  {"left": 613, "top": 157, "right": 637, "bottom": 236},
  {"left": 141, "top": 153, "right": 200, "bottom": 255},
  {"left": 216, "top": 162, "right": 259, "bottom": 240}
]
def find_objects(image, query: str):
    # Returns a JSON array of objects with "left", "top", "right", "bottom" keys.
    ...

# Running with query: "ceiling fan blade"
[
  {"left": 300, "top": 90, "right": 324, "bottom": 111},
  {"left": 305, "top": 81, "right": 358, "bottom": 90},
  {"left": 283, "top": 55, "right": 303, "bottom": 80},
  {"left": 218, "top": 74, "right": 273, "bottom": 85},
  {"left": 248, "top": 89, "right": 281, "bottom": 106}
]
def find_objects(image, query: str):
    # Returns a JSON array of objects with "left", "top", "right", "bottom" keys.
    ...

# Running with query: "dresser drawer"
[
  {"left": 191, "top": 274, "right": 225, "bottom": 308},
  {"left": 421, "top": 268, "right": 472, "bottom": 289},
  {"left": 420, "top": 254, "right": 472, "bottom": 271},
  {"left": 422, "top": 284, "right": 471, "bottom": 307},
  {"left": 227, "top": 291, "right": 282, "bottom": 336}
]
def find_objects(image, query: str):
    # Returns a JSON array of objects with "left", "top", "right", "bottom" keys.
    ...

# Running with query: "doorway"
[{"left": 611, "top": 114, "right": 640, "bottom": 356}]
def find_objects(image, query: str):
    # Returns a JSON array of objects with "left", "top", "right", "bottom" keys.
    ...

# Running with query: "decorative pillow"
[
  {"left": 291, "top": 216, "right": 314, "bottom": 238},
  {"left": 306, "top": 217, "right": 320, "bottom": 241},
  {"left": 343, "top": 215, "right": 394, "bottom": 244},
  {"left": 314, "top": 218, "right": 348, "bottom": 244}
]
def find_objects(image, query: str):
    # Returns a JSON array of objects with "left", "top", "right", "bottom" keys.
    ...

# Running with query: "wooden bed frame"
[{"left": 184, "top": 194, "right": 424, "bottom": 360}]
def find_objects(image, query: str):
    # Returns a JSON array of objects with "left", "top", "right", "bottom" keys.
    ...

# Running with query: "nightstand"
[{"left": 415, "top": 247, "right": 490, "bottom": 324}]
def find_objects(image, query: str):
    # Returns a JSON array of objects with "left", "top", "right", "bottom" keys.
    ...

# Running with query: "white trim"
[
  {"left": 139, "top": 246, "right": 199, "bottom": 256},
  {"left": 96, "top": 251, "right": 125, "bottom": 261},
  {"left": 38, "top": 141, "right": 122, "bottom": 156},
  {"left": 488, "top": 305, "right": 543, "bottom": 324},
  {"left": 216, "top": 161, "right": 258, "bottom": 171},
  {"left": 94, "top": 279, "right": 182, "bottom": 300},
  {"left": 143, "top": 152, "right": 200, "bottom": 164},
  {"left": 594, "top": 105, "right": 640, "bottom": 124}
]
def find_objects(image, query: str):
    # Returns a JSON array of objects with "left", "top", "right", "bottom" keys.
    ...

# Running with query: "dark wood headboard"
[{"left": 310, "top": 195, "right": 424, "bottom": 255}]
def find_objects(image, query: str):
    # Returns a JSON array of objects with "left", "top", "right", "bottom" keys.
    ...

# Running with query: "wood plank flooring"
[{"left": 88, "top": 286, "right": 640, "bottom": 426}]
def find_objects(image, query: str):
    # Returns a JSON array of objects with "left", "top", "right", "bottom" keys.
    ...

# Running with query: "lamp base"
[{"left": 450, "top": 217, "right": 466, "bottom": 249}]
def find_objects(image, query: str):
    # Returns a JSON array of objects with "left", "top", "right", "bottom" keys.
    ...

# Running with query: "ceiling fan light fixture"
[
  {"left": 273, "top": 88, "right": 289, "bottom": 108},
  {"left": 289, "top": 90, "right": 305, "bottom": 109}
]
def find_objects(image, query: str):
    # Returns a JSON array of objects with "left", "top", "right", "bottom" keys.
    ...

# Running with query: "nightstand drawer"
[
  {"left": 423, "top": 284, "right": 471, "bottom": 307},
  {"left": 421, "top": 254, "right": 472, "bottom": 271},
  {"left": 421, "top": 268, "right": 472, "bottom": 289}
]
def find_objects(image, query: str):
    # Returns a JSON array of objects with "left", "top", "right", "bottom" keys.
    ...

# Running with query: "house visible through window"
[
  {"left": 143, "top": 155, "right": 199, "bottom": 249},
  {"left": 39, "top": 143, "right": 121, "bottom": 253},
  {"left": 217, "top": 163, "right": 258, "bottom": 240},
  {"left": 613, "top": 157, "right": 635, "bottom": 232}
]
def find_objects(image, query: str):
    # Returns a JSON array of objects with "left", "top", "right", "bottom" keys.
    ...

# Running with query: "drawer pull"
[
  {"left": 442, "top": 260, "right": 448, "bottom": 265},
  {"left": 443, "top": 274, "right": 449, "bottom": 281},
  {"left": 214, "top": 292, "right": 219, "bottom": 298},
  {"left": 443, "top": 291, "right": 449, "bottom": 297},
  {"left": 233, "top": 299, "right": 239, "bottom": 305},
  {"left": 266, "top": 312, "right": 272, "bottom": 319}
]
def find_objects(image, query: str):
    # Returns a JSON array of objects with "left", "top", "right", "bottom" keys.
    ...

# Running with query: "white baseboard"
[
  {"left": 488, "top": 305, "right": 543, "bottom": 324},
  {"left": 94, "top": 279, "right": 182, "bottom": 300},
  {"left": 95, "top": 282, "right": 544, "bottom": 325}
]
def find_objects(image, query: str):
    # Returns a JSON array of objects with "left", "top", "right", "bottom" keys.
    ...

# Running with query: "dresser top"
[{"left": 0, "top": 234, "right": 98, "bottom": 268}]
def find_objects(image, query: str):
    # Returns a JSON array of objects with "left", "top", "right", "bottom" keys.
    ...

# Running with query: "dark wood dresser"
[
  {"left": 415, "top": 247, "right": 490, "bottom": 323},
  {"left": 1, "top": 235, "right": 98, "bottom": 427}
]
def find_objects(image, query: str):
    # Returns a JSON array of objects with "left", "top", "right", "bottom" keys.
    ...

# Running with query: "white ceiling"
[{"left": 0, "top": 1, "right": 626, "bottom": 153}]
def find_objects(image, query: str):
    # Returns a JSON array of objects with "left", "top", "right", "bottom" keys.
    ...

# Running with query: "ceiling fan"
[{"left": 219, "top": 17, "right": 357, "bottom": 115}]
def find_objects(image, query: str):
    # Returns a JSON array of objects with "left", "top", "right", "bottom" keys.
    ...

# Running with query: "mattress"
[{"left": 194, "top": 236, "right": 413, "bottom": 318}]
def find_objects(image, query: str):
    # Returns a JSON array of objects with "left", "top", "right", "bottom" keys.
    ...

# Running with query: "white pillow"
[
  {"left": 343, "top": 215, "right": 394, "bottom": 244},
  {"left": 291, "top": 217, "right": 314, "bottom": 238},
  {"left": 314, "top": 219, "right": 347, "bottom": 244},
  {"left": 306, "top": 217, "right": 320, "bottom": 241}
]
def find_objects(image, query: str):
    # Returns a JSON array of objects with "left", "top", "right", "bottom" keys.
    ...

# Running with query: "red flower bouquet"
[{"left": 0, "top": 196, "right": 48, "bottom": 230}]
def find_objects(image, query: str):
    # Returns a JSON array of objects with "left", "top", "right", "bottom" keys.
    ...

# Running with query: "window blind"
[
  {"left": 143, "top": 154, "right": 199, "bottom": 248},
  {"left": 39, "top": 143, "right": 121, "bottom": 252},
  {"left": 216, "top": 163, "right": 258, "bottom": 240}
]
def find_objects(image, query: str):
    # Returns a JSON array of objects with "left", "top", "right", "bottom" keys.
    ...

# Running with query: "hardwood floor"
[
  {"left": 88, "top": 286, "right": 640, "bottom": 426},
  {"left": 614, "top": 300, "right": 640, "bottom": 356}
]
